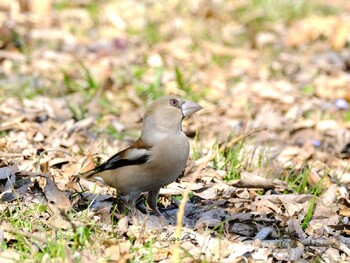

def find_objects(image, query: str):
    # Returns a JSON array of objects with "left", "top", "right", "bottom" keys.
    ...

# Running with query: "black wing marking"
[
  {"left": 95, "top": 152, "right": 150, "bottom": 172},
  {"left": 81, "top": 149, "right": 151, "bottom": 179},
  {"left": 341, "top": 142, "right": 350, "bottom": 156}
]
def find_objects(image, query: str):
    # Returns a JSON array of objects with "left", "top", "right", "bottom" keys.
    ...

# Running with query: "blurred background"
[
  {"left": 1, "top": 0, "right": 350, "bottom": 154},
  {"left": 1, "top": 0, "right": 350, "bottom": 179},
  {"left": 1, "top": 1, "right": 350, "bottom": 261}
]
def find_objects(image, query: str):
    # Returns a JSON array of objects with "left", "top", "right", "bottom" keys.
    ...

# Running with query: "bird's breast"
[
  {"left": 155, "top": 133, "right": 188, "bottom": 167},
  {"left": 112, "top": 133, "right": 190, "bottom": 194},
  {"left": 142, "top": 133, "right": 190, "bottom": 190}
]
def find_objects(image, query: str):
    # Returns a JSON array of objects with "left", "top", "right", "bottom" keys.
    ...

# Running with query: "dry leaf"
[{"left": 43, "top": 176, "right": 71, "bottom": 212}]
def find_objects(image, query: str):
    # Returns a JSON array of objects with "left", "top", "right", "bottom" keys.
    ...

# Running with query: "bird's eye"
[{"left": 170, "top": 99, "right": 179, "bottom": 107}]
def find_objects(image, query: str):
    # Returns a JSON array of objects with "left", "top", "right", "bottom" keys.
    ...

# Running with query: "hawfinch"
[{"left": 78, "top": 96, "right": 202, "bottom": 216}]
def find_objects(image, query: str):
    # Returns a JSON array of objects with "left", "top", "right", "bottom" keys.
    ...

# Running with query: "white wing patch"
[
  {"left": 125, "top": 148, "right": 151, "bottom": 161},
  {"left": 94, "top": 176, "right": 106, "bottom": 184}
]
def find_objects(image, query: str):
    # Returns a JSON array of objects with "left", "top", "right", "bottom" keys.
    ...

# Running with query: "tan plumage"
[{"left": 78, "top": 96, "right": 202, "bottom": 216}]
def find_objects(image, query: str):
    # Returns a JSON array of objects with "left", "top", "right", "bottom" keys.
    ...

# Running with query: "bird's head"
[{"left": 141, "top": 96, "right": 202, "bottom": 141}]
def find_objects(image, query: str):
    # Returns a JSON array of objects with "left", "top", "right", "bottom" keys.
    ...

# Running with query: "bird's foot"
[{"left": 151, "top": 207, "right": 164, "bottom": 217}]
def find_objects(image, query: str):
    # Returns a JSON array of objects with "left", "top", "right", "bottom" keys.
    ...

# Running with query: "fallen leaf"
[{"left": 43, "top": 176, "right": 71, "bottom": 212}]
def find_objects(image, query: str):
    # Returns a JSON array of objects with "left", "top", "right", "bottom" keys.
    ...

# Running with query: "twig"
[
  {"left": 248, "top": 238, "right": 296, "bottom": 248},
  {"left": 274, "top": 242, "right": 304, "bottom": 261},
  {"left": 339, "top": 243, "right": 350, "bottom": 257},
  {"left": 1, "top": 224, "right": 47, "bottom": 243},
  {"left": 0, "top": 152, "right": 27, "bottom": 158},
  {"left": 300, "top": 237, "right": 338, "bottom": 247},
  {"left": 173, "top": 129, "right": 261, "bottom": 262},
  {"left": 251, "top": 236, "right": 350, "bottom": 257},
  {"left": 15, "top": 170, "right": 49, "bottom": 178},
  {"left": 254, "top": 227, "right": 274, "bottom": 240},
  {"left": 173, "top": 162, "right": 207, "bottom": 262}
]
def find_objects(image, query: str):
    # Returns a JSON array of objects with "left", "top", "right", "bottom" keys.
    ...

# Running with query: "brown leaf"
[
  {"left": 0, "top": 249, "right": 20, "bottom": 262},
  {"left": 43, "top": 176, "right": 71, "bottom": 212},
  {"left": 104, "top": 241, "right": 132, "bottom": 262},
  {"left": 194, "top": 208, "right": 226, "bottom": 229},
  {"left": 331, "top": 19, "right": 350, "bottom": 51},
  {"left": 192, "top": 187, "right": 217, "bottom": 200},
  {"left": 80, "top": 154, "right": 97, "bottom": 173},
  {"left": 0, "top": 165, "right": 18, "bottom": 180},
  {"left": 231, "top": 173, "right": 275, "bottom": 189},
  {"left": 339, "top": 209, "right": 350, "bottom": 217}
]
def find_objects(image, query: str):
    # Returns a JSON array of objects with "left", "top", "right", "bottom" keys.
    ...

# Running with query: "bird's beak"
[{"left": 181, "top": 100, "right": 203, "bottom": 117}]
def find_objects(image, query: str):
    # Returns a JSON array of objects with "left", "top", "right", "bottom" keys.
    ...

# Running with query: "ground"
[{"left": 0, "top": 0, "right": 350, "bottom": 262}]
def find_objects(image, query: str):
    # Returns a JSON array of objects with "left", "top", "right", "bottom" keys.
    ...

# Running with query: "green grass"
[
  {"left": 174, "top": 67, "right": 207, "bottom": 102},
  {"left": 65, "top": 64, "right": 103, "bottom": 120},
  {"left": 144, "top": 21, "right": 162, "bottom": 46},
  {"left": 302, "top": 193, "right": 316, "bottom": 230},
  {"left": 283, "top": 165, "right": 325, "bottom": 195},
  {"left": 63, "top": 72, "right": 77, "bottom": 93},
  {"left": 191, "top": 132, "right": 201, "bottom": 161},
  {"left": 292, "top": 166, "right": 309, "bottom": 194},
  {"left": 212, "top": 55, "right": 233, "bottom": 66},
  {"left": 132, "top": 66, "right": 147, "bottom": 80},
  {"left": 85, "top": 2, "right": 101, "bottom": 23},
  {"left": 104, "top": 125, "right": 139, "bottom": 140},
  {"left": 214, "top": 138, "right": 245, "bottom": 181},
  {"left": 0, "top": 199, "right": 117, "bottom": 261},
  {"left": 215, "top": 137, "right": 273, "bottom": 181},
  {"left": 251, "top": 0, "right": 311, "bottom": 22},
  {"left": 234, "top": 0, "right": 335, "bottom": 25},
  {"left": 135, "top": 68, "right": 165, "bottom": 100},
  {"left": 229, "top": 0, "right": 313, "bottom": 47},
  {"left": 54, "top": 0, "right": 101, "bottom": 28},
  {"left": 54, "top": 0, "right": 71, "bottom": 11},
  {"left": 128, "top": 20, "right": 163, "bottom": 46},
  {"left": 1, "top": 203, "right": 53, "bottom": 260},
  {"left": 246, "top": 145, "right": 271, "bottom": 172},
  {"left": 301, "top": 85, "right": 314, "bottom": 96},
  {"left": 9, "top": 28, "right": 30, "bottom": 55},
  {"left": 344, "top": 111, "right": 350, "bottom": 122},
  {"left": 0, "top": 78, "right": 45, "bottom": 99},
  {"left": 229, "top": 0, "right": 340, "bottom": 49}
]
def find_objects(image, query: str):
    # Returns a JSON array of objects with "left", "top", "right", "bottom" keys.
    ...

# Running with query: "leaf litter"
[{"left": 0, "top": 0, "right": 350, "bottom": 262}]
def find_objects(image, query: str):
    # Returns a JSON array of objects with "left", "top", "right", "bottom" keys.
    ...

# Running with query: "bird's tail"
[{"left": 72, "top": 168, "right": 98, "bottom": 182}]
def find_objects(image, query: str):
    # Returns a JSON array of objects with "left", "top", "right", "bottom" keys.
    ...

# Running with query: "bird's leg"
[
  {"left": 147, "top": 188, "right": 162, "bottom": 216},
  {"left": 121, "top": 192, "right": 141, "bottom": 215},
  {"left": 135, "top": 195, "right": 147, "bottom": 214}
]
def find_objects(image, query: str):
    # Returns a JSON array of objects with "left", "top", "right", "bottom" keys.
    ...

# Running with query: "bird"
[{"left": 77, "top": 96, "right": 202, "bottom": 216}]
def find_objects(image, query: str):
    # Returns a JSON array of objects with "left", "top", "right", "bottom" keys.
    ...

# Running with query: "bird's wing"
[{"left": 79, "top": 138, "right": 152, "bottom": 179}]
